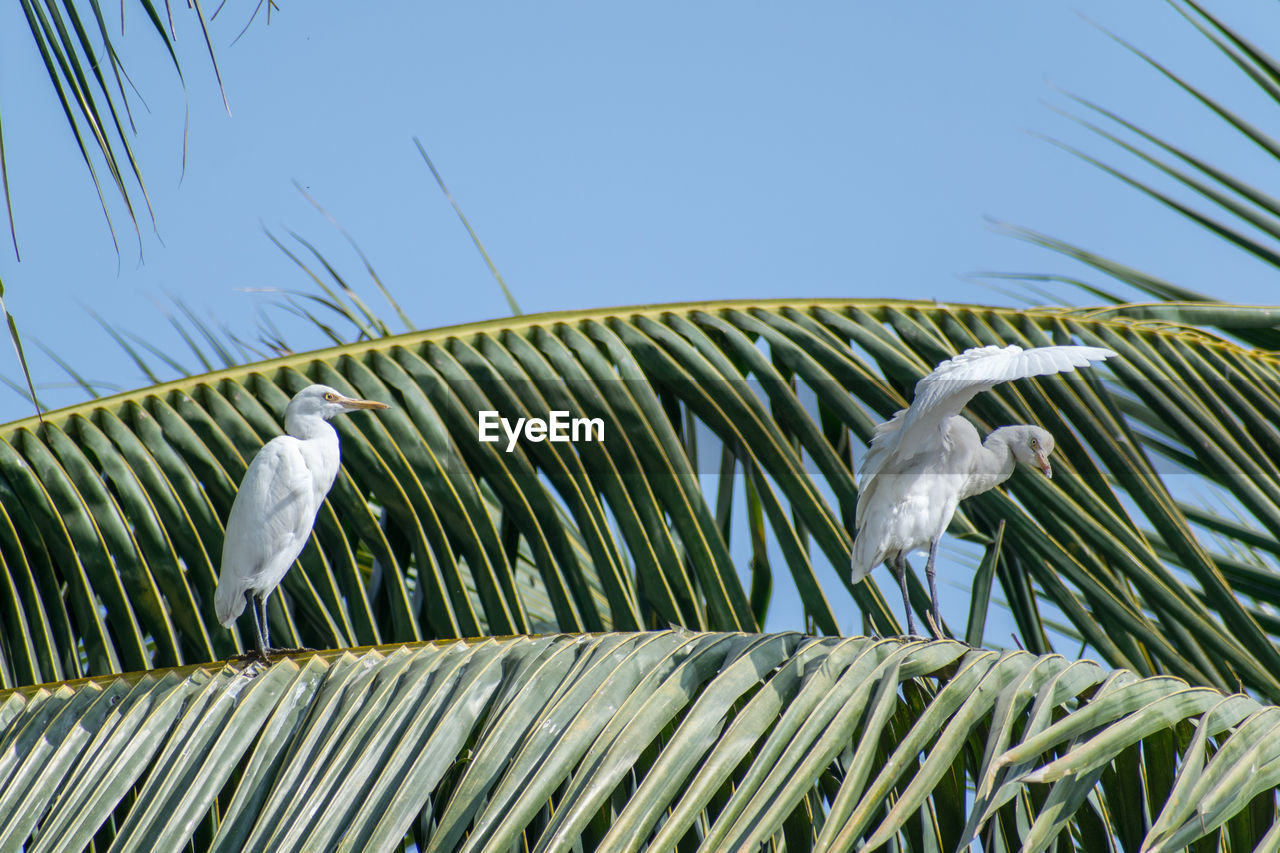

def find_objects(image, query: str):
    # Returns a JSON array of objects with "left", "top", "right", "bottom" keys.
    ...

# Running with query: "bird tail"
[
  {"left": 849, "top": 534, "right": 882, "bottom": 585},
  {"left": 214, "top": 576, "right": 247, "bottom": 627}
]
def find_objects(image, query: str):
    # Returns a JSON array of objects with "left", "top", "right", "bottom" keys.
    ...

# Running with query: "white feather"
[
  {"left": 858, "top": 344, "right": 1115, "bottom": 502},
  {"left": 214, "top": 436, "right": 329, "bottom": 626},
  {"left": 850, "top": 344, "right": 1116, "bottom": 626},
  {"left": 212, "top": 384, "right": 388, "bottom": 645}
]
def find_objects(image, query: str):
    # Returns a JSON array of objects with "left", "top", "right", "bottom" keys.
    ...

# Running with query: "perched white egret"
[
  {"left": 214, "top": 384, "right": 390, "bottom": 660},
  {"left": 850, "top": 344, "right": 1116, "bottom": 637}
]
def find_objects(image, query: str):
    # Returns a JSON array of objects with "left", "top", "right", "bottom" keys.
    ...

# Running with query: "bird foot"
[
  {"left": 229, "top": 648, "right": 272, "bottom": 666},
  {"left": 267, "top": 646, "right": 315, "bottom": 656},
  {"left": 228, "top": 645, "right": 314, "bottom": 666}
]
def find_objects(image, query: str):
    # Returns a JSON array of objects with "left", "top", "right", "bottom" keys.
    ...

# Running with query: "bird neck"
[
  {"left": 286, "top": 413, "right": 337, "bottom": 442},
  {"left": 962, "top": 429, "right": 1019, "bottom": 499}
]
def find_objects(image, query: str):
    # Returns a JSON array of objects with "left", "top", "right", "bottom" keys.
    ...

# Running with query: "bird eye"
[
  {"left": 1029, "top": 438, "right": 1039, "bottom": 449},
  {"left": 324, "top": 392, "right": 337, "bottom": 401}
]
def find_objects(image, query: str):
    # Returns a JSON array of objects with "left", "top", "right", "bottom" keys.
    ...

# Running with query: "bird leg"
[
  {"left": 227, "top": 591, "right": 271, "bottom": 665},
  {"left": 256, "top": 593, "right": 314, "bottom": 656},
  {"left": 229, "top": 595, "right": 312, "bottom": 663},
  {"left": 256, "top": 594, "right": 271, "bottom": 651},
  {"left": 891, "top": 555, "right": 917, "bottom": 637},
  {"left": 925, "top": 540, "right": 942, "bottom": 638}
]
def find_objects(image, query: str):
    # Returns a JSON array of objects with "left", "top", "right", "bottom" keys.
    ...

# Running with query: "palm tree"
[
  {"left": 5, "top": 2, "right": 1280, "bottom": 850},
  {"left": 1, "top": 296, "right": 1279, "bottom": 850},
  {"left": 3, "top": 0, "right": 241, "bottom": 253}
]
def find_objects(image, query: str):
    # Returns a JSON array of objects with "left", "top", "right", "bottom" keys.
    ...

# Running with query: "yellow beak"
[
  {"left": 338, "top": 396, "right": 390, "bottom": 411},
  {"left": 1036, "top": 452, "right": 1052, "bottom": 479}
]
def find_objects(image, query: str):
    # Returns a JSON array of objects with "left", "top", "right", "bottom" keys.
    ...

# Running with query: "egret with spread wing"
[
  {"left": 850, "top": 344, "right": 1116, "bottom": 637},
  {"left": 214, "top": 384, "right": 390, "bottom": 660}
]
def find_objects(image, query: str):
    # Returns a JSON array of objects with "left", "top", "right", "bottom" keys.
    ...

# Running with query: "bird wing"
[
  {"left": 215, "top": 436, "right": 316, "bottom": 625},
  {"left": 857, "top": 344, "right": 1116, "bottom": 509}
]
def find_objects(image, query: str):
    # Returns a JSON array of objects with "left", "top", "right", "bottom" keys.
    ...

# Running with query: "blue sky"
[
  {"left": 2, "top": 3, "right": 1278, "bottom": 637},
  {"left": 2, "top": 2, "right": 1276, "bottom": 414}
]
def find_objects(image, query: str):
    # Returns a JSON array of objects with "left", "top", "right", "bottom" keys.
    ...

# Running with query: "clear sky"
[
  {"left": 3, "top": 2, "right": 1277, "bottom": 413},
  {"left": 2, "top": 3, "right": 1277, "bottom": 637}
]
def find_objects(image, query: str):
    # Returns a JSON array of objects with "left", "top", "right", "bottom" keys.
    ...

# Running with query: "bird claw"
[
  {"left": 228, "top": 645, "right": 315, "bottom": 667},
  {"left": 267, "top": 646, "right": 315, "bottom": 656},
  {"left": 229, "top": 649, "right": 272, "bottom": 666}
]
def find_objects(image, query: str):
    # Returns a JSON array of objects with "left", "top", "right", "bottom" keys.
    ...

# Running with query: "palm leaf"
[
  {"left": 413, "top": 138, "right": 522, "bottom": 317},
  {"left": 0, "top": 632, "right": 1274, "bottom": 852},
  {"left": 4, "top": 0, "right": 240, "bottom": 252},
  {"left": 3, "top": 298, "right": 1280, "bottom": 706},
  {"left": 1016, "top": 2, "right": 1280, "bottom": 346}
]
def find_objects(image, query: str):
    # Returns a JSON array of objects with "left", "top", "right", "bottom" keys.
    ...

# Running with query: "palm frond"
[
  {"left": 3, "top": 299, "right": 1280, "bottom": 708},
  {"left": 0, "top": 632, "right": 1274, "bottom": 852},
  {"left": 414, "top": 138, "right": 522, "bottom": 317},
  {"left": 1014, "top": 2, "right": 1280, "bottom": 348},
  {"left": 3, "top": 0, "right": 251, "bottom": 253}
]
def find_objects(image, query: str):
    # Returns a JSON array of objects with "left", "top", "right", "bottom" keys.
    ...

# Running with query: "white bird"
[
  {"left": 214, "top": 384, "right": 390, "bottom": 660},
  {"left": 850, "top": 344, "right": 1116, "bottom": 637}
]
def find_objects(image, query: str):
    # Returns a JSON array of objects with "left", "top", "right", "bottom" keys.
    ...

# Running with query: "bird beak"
[
  {"left": 338, "top": 395, "right": 390, "bottom": 411},
  {"left": 1036, "top": 452, "right": 1052, "bottom": 479}
]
